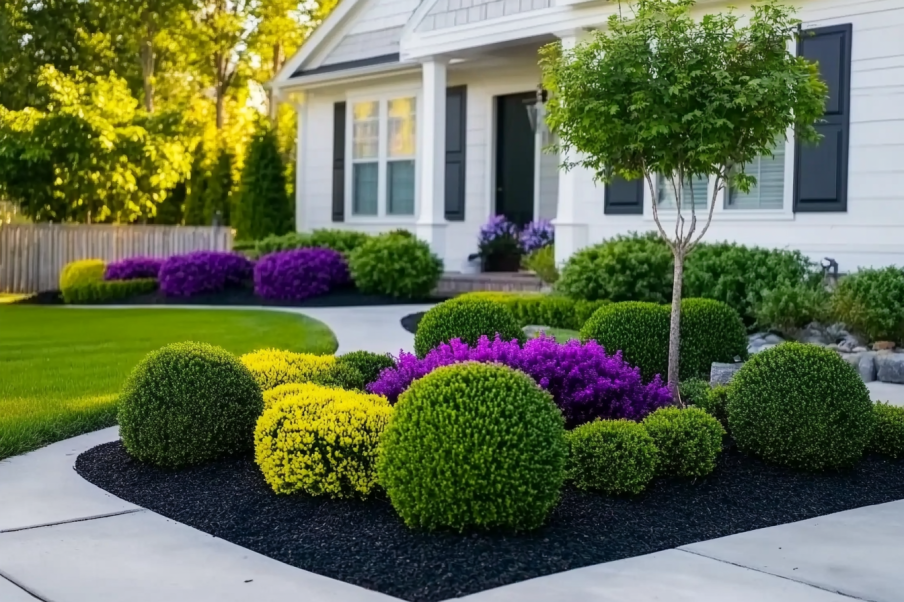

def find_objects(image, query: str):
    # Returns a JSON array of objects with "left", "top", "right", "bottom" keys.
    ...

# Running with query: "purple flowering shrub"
[
  {"left": 368, "top": 335, "right": 672, "bottom": 427},
  {"left": 254, "top": 248, "right": 350, "bottom": 301},
  {"left": 159, "top": 251, "right": 253, "bottom": 297},
  {"left": 104, "top": 257, "right": 164, "bottom": 281},
  {"left": 520, "top": 219, "right": 554, "bottom": 254}
]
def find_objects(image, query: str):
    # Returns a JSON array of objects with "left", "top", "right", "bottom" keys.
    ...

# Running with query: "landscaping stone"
[
  {"left": 854, "top": 346, "right": 869, "bottom": 353},
  {"left": 841, "top": 353, "right": 862, "bottom": 370},
  {"left": 876, "top": 353, "right": 904, "bottom": 385},
  {"left": 710, "top": 362, "right": 742, "bottom": 386},
  {"left": 797, "top": 323, "right": 835, "bottom": 346},
  {"left": 874, "top": 341, "right": 897, "bottom": 352},
  {"left": 522, "top": 325, "right": 549, "bottom": 338},
  {"left": 859, "top": 354, "right": 877, "bottom": 383},
  {"left": 763, "top": 333, "right": 784, "bottom": 345}
]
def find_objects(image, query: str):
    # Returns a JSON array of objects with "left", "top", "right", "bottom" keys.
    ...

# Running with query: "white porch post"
[
  {"left": 553, "top": 30, "right": 602, "bottom": 267},
  {"left": 416, "top": 58, "right": 448, "bottom": 260}
]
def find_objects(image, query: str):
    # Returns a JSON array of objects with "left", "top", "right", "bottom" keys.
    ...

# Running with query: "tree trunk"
[
  {"left": 668, "top": 249, "right": 685, "bottom": 402},
  {"left": 140, "top": 19, "right": 155, "bottom": 113}
]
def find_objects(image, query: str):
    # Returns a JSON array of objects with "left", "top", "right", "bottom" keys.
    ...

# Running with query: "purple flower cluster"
[
  {"left": 159, "top": 251, "right": 253, "bottom": 297},
  {"left": 254, "top": 248, "right": 350, "bottom": 301},
  {"left": 520, "top": 219, "right": 554, "bottom": 253},
  {"left": 478, "top": 215, "right": 519, "bottom": 247},
  {"left": 368, "top": 335, "right": 672, "bottom": 427},
  {"left": 104, "top": 257, "right": 164, "bottom": 281}
]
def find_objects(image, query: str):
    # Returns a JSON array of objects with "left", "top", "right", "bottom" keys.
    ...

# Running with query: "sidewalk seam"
[
  {"left": 677, "top": 548, "right": 878, "bottom": 602},
  {"left": 0, "top": 509, "right": 144, "bottom": 534},
  {"left": 0, "top": 569, "right": 49, "bottom": 601}
]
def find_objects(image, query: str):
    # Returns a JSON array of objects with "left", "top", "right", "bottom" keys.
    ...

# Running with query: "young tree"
[
  {"left": 540, "top": 0, "right": 827, "bottom": 394},
  {"left": 204, "top": 146, "right": 234, "bottom": 224},
  {"left": 233, "top": 124, "right": 293, "bottom": 240}
]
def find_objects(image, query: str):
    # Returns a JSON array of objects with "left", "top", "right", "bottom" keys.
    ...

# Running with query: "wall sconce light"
[{"left": 524, "top": 85, "right": 549, "bottom": 140}]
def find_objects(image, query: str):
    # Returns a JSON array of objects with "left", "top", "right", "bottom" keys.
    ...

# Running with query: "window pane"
[
  {"left": 353, "top": 162, "right": 378, "bottom": 215},
  {"left": 727, "top": 142, "right": 786, "bottom": 210},
  {"left": 658, "top": 174, "right": 708, "bottom": 209},
  {"left": 388, "top": 97, "right": 416, "bottom": 158},
  {"left": 353, "top": 101, "right": 379, "bottom": 159},
  {"left": 388, "top": 160, "right": 415, "bottom": 215}
]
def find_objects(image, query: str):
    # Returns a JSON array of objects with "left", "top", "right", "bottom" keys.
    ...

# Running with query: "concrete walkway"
[{"left": 2, "top": 304, "right": 904, "bottom": 601}]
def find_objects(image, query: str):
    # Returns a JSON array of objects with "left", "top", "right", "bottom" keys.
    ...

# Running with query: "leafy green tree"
[
  {"left": 204, "top": 146, "right": 234, "bottom": 225},
  {"left": 153, "top": 181, "right": 186, "bottom": 224},
  {"left": 540, "top": 0, "right": 827, "bottom": 393},
  {"left": 234, "top": 125, "right": 293, "bottom": 240},
  {"left": 0, "top": 66, "right": 191, "bottom": 222},
  {"left": 184, "top": 145, "right": 209, "bottom": 225}
]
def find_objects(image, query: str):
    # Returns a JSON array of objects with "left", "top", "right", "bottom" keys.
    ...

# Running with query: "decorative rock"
[
  {"left": 853, "top": 346, "right": 869, "bottom": 353},
  {"left": 841, "top": 353, "right": 863, "bottom": 369},
  {"left": 859, "top": 353, "right": 877, "bottom": 383},
  {"left": 763, "top": 333, "right": 784, "bottom": 345},
  {"left": 876, "top": 353, "right": 904, "bottom": 384},
  {"left": 837, "top": 336, "right": 859, "bottom": 353},
  {"left": 523, "top": 325, "right": 551, "bottom": 338},
  {"left": 873, "top": 341, "right": 897, "bottom": 352},
  {"left": 710, "top": 362, "right": 743, "bottom": 386},
  {"left": 748, "top": 332, "right": 766, "bottom": 342},
  {"left": 797, "top": 323, "right": 835, "bottom": 346},
  {"left": 826, "top": 343, "right": 841, "bottom": 352}
]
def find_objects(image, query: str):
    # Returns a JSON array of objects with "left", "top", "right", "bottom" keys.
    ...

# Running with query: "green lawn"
[
  {"left": 530, "top": 327, "right": 582, "bottom": 343},
  {"left": 0, "top": 306, "right": 337, "bottom": 459}
]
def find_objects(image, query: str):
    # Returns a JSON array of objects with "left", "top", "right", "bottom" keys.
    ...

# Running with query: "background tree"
[
  {"left": 204, "top": 147, "right": 235, "bottom": 224},
  {"left": 184, "top": 146, "right": 210, "bottom": 225},
  {"left": 540, "top": 0, "right": 827, "bottom": 393},
  {"left": 234, "top": 124, "right": 293, "bottom": 240},
  {"left": 153, "top": 182, "right": 187, "bottom": 224}
]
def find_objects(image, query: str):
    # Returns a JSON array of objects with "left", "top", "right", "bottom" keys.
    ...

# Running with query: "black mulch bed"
[
  {"left": 401, "top": 311, "right": 425, "bottom": 334},
  {"left": 17, "top": 288, "right": 448, "bottom": 308},
  {"left": 77, "top": 440, "right": 904, "bottom": 602}
]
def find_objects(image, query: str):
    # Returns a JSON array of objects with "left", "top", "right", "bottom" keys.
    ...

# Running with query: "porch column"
[
  {"left": 553, "top": 29, "right": 600, "bottom": 267},
  {"left": 416, "top": 58, "right": 448, "bottom": 260}
]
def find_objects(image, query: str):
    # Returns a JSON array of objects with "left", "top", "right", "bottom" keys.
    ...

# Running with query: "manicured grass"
[
  {"left": 0, "top": 307, "right": 337, "bottom": 459},
  {"left": 531, "top": 327, "right": 582, "bottom": 343}
]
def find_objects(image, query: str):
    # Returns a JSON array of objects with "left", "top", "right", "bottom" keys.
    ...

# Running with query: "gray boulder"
[
  {"left": 876, "top": 353, "right": 904, "bottom": 384},
  {"left": 711, "top": 362, "right": 743, "bottom": 386},
  {"left": 797, "top": 322, "right": 835, "bottom": 346},
  {"left": 859, "top": 353, "right": 877, "bottom": 383},
  {"left": 763, "top": 333, "right": 785, "bottom": 345}
]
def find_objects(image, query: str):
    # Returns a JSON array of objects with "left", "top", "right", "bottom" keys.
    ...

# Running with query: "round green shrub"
[
  {"left": 832, "top": 267, "right": 904, "bottom": 343},
  {"left": 580, "top": 301, "right": 670, "bottom": 381},
  {"left": 566, "top": 419, "right": 658, "bottom": 495},
  {"left": 679, "top": 298, "right": 749, "bottom": 380},
  {"left": 556, "top": 232, "right": 673, "bottom": 303},
  {"left": 336, "top": 351, "right": 396, "bottom": 387},
  {"left": 869, "top": 402, "right": 904, "bottom": 458},
  {"left": 642, "top": 407, "right": 724, "bottom": 478},
  {"left": 314, "top": 362, "right": 366, "bottom": 391},
  {"left": 377, "top": 362, "right": 567, "bottom": 531},
  {"left": 698, "top": 384, "right": 730, "bottom": 429},
  {"left": 119, "top": 342, "right": 263, "bottom": 468},
  {"left": 728, "top": 343, "right": 875, "bottom": 471},
  {"left": 414, "top": 298, "right": 526, "bottom": 358},
  {"left": 678, "top": 378, "right": 710, "bottom": 407},
  {"left": 349, "top": 233, "right": 443, "bottom": 299}
]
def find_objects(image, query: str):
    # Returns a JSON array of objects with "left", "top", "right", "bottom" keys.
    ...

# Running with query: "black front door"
[{"left": 495, "top": 92, "right": 535, "bottom": 227}]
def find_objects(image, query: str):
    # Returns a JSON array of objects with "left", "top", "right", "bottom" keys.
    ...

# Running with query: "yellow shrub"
[
  {"left": 60, "top": 259, "right": 106, "bottom": 291},
  {"left": 240, "top": 349, "right": 336, "bottom": 391},
  {"left": 264, "top": 382, "right": 338, "bottom": 411},
  {"left": 254, "top": 387, "right": 392, "bottom": 498}
]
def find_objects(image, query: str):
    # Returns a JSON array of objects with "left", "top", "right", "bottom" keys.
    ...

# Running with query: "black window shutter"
[
  {"left": 445, "top": 86, "right": 467, "bottom": 221},
  {"left": 794, "top": 24, "right": 852, "bottom": 213},
  {"left": 332, "top": 102, "right": 346, "bottom": 222},
  {"left": 604, "top": 175, "right": 645, "bottom": 215}
]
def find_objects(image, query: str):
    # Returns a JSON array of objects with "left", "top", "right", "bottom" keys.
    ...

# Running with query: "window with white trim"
[
  {"left": 727, "top": 142, "right": 785, "bottom": 210},
  {"left": 657, "top": 174, "right": 708, "bottom": 209},
  {"left": 350, "top": 97, "right": 417, "bottom": 217}
]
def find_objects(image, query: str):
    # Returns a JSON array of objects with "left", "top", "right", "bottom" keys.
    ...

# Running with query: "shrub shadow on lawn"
[{"left": 76, "top": 440, "right": 904, "bottom": 602}]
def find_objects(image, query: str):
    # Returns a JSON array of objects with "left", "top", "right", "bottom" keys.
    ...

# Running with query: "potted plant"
[{"left": 474, "top": 215, "right": 522, "bottom": 272}]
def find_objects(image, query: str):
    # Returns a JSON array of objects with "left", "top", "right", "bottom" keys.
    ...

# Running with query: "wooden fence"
[{"left": 0, "top": 224, "right": 234, "bottom": 293}]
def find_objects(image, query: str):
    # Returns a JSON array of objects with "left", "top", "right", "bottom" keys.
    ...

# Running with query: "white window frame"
[{"left": 345, "top": 88, "right": 421, "bottom": 223}]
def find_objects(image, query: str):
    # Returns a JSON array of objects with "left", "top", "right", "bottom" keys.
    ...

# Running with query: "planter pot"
[{"left": 484, "top": 252, "right": 522, "bottom": 273}]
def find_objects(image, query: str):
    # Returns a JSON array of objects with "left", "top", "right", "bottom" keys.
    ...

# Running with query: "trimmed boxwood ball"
[
  {"left": 336, "top": 351, "right": 396, "bottom": 387},
  {"left": 119, "top": 342, "right": 263, "bottom": 468},
  {"left": 377, "top": 362, "right": 567, "bottom": 531},
  {"left": 679, "top": 298, "right": 749, "bottom": 380},
  {"left": 643, "top": 407, "right": 725, "bottom": 478},
  {"left": 413, "top": 298, "right": 526, "bottom": 358},
  {"left": 348, "top": 232, "right": 443, "bottom": 298},
  {"left": 869, "top": 402, "right": 904, "bottom": 458},
  {"left": 728, "top": 343, "right": 875, "bottom": 471},
  {"left": 580, "top": 301, "right": 670, "bottom": 381},
  {"left": 566, "top": 420, "right": 658, "bottom": 495}
]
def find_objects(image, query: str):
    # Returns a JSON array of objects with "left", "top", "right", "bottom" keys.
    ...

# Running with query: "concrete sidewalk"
[{"left": 2, "top": 304, "right": 904, "bottom": 601}]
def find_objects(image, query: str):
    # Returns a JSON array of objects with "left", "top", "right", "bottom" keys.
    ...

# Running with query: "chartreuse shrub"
[
  {"left": 523, "top": 245, "right": 558, "bottom": 284},
  {"left": 62, "top": 278, "right": 157, "bottom": 304},
  {"left": 643, "top": 407, "right": 724, "bottom": 478},
  {"left": 336, "top": 351, "right": 396, "bottom": 387},
  {"left": 255, "top": 386, "right": 392, "bottom": 498},
  {"left": 868, "top": 402, "right": 904, "bottom": 458},
  {"left": 832, "top": 267, "right": 904, "bottom": 343},
  {"left": 414, "top": 298, "right": 525, "bottom": 358},
  {"left": 566, "top": 420, "right": 658, "bottom": 495},
  {"left": 240, "top": 349, "right": 336, "bottom": 390},
  {"left": 119, "top": 342, "right": 263, "bottom": 468},
  {"left": 459, "top": 291, "right": 607, "bottom": 331},
  {"left": 349, "top": 233, "right": 443, "bottom": 299},
  {"left": 679, "top": 298, "right": 748, "bottom": 380},
  {"left": 378, "top": 363, "right": 567, "bottom": 531},
  {"left": 60, "top": 259, "right": 105, "bottom": 291},
  {"left": 728, "top": 343, "right": 875, "bottom": 471},
  {"left": 581, "top": 302, "right": 670, "bottom": 381}
]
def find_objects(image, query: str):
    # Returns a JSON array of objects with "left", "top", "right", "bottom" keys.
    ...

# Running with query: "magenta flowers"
[
  {"left": 159, "top": 251, "right": 253, "bottom": 297},
  {"left": 368, "top": 335, "right": 672, "bottom": 427},
  {"left": 105, "top": 257, "right": 164, "bottom": 281},
  {"left": 254, "top": 248, "right": 350, "bottom": 301}
]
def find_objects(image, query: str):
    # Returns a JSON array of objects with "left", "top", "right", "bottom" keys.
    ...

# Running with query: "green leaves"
[{"left": 414, "top": 298, "right": 526, "bottom": 358}]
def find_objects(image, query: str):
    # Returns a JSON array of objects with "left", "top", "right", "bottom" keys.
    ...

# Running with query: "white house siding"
[
  {"left": 319, "top": 0, "right": 422, "bottom": 66},
  {"left": 538, "top": 140, "right": 559, "bottom": 220},
  {"left": 418, "top": 0, "right": 553, "bottom": 32},
  {"left": 579, "top": 0, "right": 904, "bottom": 272}
]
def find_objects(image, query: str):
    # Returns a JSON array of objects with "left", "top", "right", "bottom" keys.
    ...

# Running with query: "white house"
[{"left": 271, "top": 0, "right": 904, "bottom": 274}]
